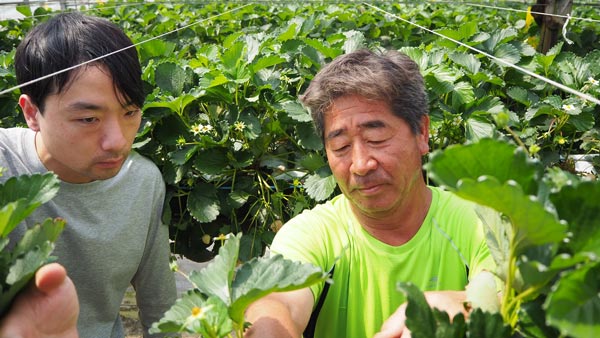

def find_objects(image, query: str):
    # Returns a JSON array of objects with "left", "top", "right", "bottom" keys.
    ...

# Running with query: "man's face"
[
  {"left": 22, "top": 65, "right": 142, "bottom": 183},
  {"left": 324, "top": 94, "right": 430, "bottom": 219}
]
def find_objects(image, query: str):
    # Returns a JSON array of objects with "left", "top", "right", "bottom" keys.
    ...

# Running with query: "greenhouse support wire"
[
  {"left": 0, "top": 3, "right": 251, "bottom": 97},
  {"left": 430, "top": 1, "right": 600, "bottom": 24},
  {"left": 3, "top": 0, "right": 600, "bottom": 23},
  {"left": 364, "top": 2, "right": 600, "bottom": 106}
]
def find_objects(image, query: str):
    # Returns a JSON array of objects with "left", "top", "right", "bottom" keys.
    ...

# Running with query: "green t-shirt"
[{"left": 271, "top": 186, "right": 494, "bottom": 338}]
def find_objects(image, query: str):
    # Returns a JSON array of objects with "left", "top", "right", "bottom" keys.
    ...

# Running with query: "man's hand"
[
  {"left": 244, "top": 288, "right": 314, "bottom": 338},
  {"left": 0, "top": 263, "right": 79, "bottom": 338},
  {"left": 374, "top": 290, "right": 468, "bottom": 338}
]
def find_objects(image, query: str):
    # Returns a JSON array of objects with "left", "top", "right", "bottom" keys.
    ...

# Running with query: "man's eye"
[
  {"left": 79, "top": 117, "right": 97, "bottom": 124},
  {"left": 125, "top": 109, "right": 140, "bottom": 117},
  {"left": 333, "top": 145, "right": 350, "bottom": 152}
]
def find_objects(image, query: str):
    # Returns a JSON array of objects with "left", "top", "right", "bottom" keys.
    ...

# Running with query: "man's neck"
[{"left": 353, "top": 184, "right": 432, "bottom": 246}]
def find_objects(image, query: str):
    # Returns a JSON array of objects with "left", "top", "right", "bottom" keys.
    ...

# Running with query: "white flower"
[
  {"left": 587, "top": 77, "right": 599, "bottom": 86},
  {"left": 234, "top": 121, "right": 246, "bottom": 132},
  {"left": 562, "top": 104, "right": 576, "bottom": 112},
  {"left": 466, "top": 271, "right": 500, "bottom": 313},
  {"left": 191, "top": 123, "right": 214, "bottom": 135}
]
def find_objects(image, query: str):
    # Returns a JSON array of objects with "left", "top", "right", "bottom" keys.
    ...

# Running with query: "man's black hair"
[{"left": 14, "top": 12, "right": 144, "bottom": 112}]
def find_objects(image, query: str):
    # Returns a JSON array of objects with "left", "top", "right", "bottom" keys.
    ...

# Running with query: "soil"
[{"left": 121, "top": 257, "right": 209, "bottom": 338}]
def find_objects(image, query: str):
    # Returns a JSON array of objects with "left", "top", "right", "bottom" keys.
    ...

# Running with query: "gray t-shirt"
[{"left": 0, "top": 127, "right": 177, "bottom": 338}]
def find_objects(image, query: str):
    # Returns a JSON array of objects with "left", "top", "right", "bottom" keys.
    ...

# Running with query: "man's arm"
[
  {"left": 244, "top": 287, "right": 314, "bottom": 338},
  {"left": 374, "top": 290, "right": 468, "bottom": 338}
]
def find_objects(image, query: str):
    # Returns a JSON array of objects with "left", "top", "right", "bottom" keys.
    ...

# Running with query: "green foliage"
[
  {"left": 423, "top": 138, "right": 600, "bottom": 337},
  {"left": 0, "top": 172, "right": 64, "bottom": 316},
  {"left": 1, "top": 1, "right": 598, "bottom": 264},
  {"left": 151, "top": 233, "right": 328, "bottom": 337}
]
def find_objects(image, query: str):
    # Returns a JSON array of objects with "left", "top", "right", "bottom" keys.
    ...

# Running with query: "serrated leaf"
[
  {"left": 342, "top": 30, "right": 365, "bottom": 53},
  {"left": 451, "top": 81, "right": 475, "bottom": 106},
  {"left": 397, "top": 282, "right": 436, "bottom": 337},
  {"left": 425, "top": 138, "right": 542, "bottom": 195},
  {"left": 221, "top": 42, "right": 245, "bottom": 73},
  {"left": 194, "top": 148, "right": 229, "bottom": 175},
  {"left": 476, "top": 205, "right": 511, "bottom": 282},
  {"left": 150, "top": 292, "right": 233, "bottom": 336},
  {"left": 449, "top": 52, "right": 481, "bottom": 74},
  {"left": 0, "top": 173, "right": 59, "bottom": 238},
  {"left": 252, "top": 55, "right": 287, "bottom": 73},
  {"left": 6, "top": 242, "right": 54, "bottom": 285},
  {"left": 304, "top": 172, "right": 336, "bottom": 202},
  {"left": 283, "top": 101, "right": 312, "bottom": 122},
  {"left": 155, "top": 62, "right": 188, "bottom": 96},
  {"left": 544, "top": 262, "right": 600, "bottom": 338},
  {"left": 229, "top": 254, "right": 328, "bottom": 324},
  {"left": 13, "top": 218, "right": 66, "bottom": 259},
  {"left": 467, "top": 309, "right": 511, "bottom": 338},
  {"left": 187, "top": 184, "right": 220, "bottom": 223},
  {"left": 296, "top": 122, "right": 322, "bottom": 151},
  {"left": 493, "top": 43, "right": 521, "bottom": 66},
  {"left": 455, "top": 177, "right": 566, "bottom": 253},
  {"left": 188, "top": 233, "right": 240, "bottom": 305},
  {"left": 550, "top": 181, "right": 600, "bottom": 256},
  {"left": 507, "top": 86, "right": 531, "bottom": 107},
  {"left": 465, "top": 116, "right": 495, "bottom": 141}
]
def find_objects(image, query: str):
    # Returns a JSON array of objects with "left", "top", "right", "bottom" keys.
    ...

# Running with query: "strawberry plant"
[
  {"left": 411, "top": 137, "right": 600, "bottom": 338},
  {"left": 0, "top": 170, "right": 65, "bottom": 316},
  {"left": 150, "top": 233, "right": 328, "bottom": 337},
  {"left": 0, "top": 2, "right": 598, "bottom": 265}
]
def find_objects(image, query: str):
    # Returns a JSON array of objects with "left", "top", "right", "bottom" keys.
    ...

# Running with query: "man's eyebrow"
[
  {"left": 325, "top": 120, "right": 387, "bottom": 141},
  {"left": 326, "top": 128, "right": 345, "bottom": 141},
  {"left": 360, "top": 120, "right": 386, "bottom": 129},
  {"left": 66, "top": 101, "right": 104, "bottom": 111}
]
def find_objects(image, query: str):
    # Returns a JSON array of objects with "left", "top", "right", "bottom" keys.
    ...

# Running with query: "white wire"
[
  {"left": 364, "top": 3, "right": 600, "bottom": 106},
  {"left": 446, "top": 2, "right": 600, "bottom": 24},
  {"left": 0, "top": 3, "right": 251, "bottom": 97}
]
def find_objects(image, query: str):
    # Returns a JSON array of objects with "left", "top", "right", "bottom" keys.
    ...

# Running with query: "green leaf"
[
  {"left": 0, "top": 173, "right": 60, "bottom": 238},
  {"left": 188, "top": 233, "right": 240, "bottom": 305},
  {"left": 544, "top": 262, "right": 600, "bottom": 338},
  {"left": 342, "top": 30, "right": 365, "bottom": 54},
  {"left": 194, "top": 148, "right": 229, "bottom": 175},
  {"left": 15, "top": 5, "right": 32, "bottom": 17},
  {"left": 150, "top": 292, "right": 233, "bottom": 337},
  {"left": 425, "top": 138, "right": 542, "bottom": 195},
  {"left": 476, "top": 206, "right": 511, "bottom": 282},
  {"left": 222, "top": 42, "right": 245, "bottom": 73},
  {"left": 229, "top": 254, "right": 328, "bottom": 325},
  {"left": 12, "top": 218, "right": 66, "bottom": 259},
  {"left": 467, "top": 309, "right": 511, "bottom": 338},
  {"left": 550, "top": 181, "right": 600, "bottom": 256},
  {"left": 296, "top": 122, "right": 322, "bottom": 151},
  {"left": 493, "top": 43, "right": 521, "bottom": 66},
  {"left": 304, "top": 171, "right": 336, "bottom": 202},
  {"left": 449, "top": 52, "right": 481, "bottom": 74},
  {"left": 155, "top": 62, "right": 189, "bottom": 96},
  {"left": 187, "top": 183, "right": 220, "bottom": 223},
  {"left": 507, "top": 86, "right": 532, "bottom": 107},
  {"left": 456, "top": 177, "right": 566, "bottom": 253},
  {"left": 451, "top": 81, "right": 475, "bottom": 107},
  {"left": 465, "top": 116, "right": 495, "bottom": 141},
  {"left": 1, "top": 243, "right": 55, "bottom": 315},
  {"left": 397, "top": 282, "right": 436, "bottom": 337},
  {"left": 283, "top": 101, "right": 312, "bottom": 123},
  {"left": 251, "top": 55, "right": 287, "bottom": 73}
]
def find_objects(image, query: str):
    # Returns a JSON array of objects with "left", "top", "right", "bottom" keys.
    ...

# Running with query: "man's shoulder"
[
  {"left": 0, "top": 127, "right": 31, "bottom": 142},
  {"left": 126, "top": 151, "right": 161, "bottom": 175}
]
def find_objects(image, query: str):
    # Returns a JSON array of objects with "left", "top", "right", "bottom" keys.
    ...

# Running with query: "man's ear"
[
  {"left": 418, "top": 115, "right": 430, "bottom": 156},
  {"left": 19, "top": 94, "right": 41, "bottom": 131}
]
